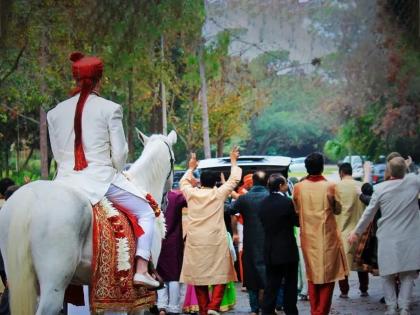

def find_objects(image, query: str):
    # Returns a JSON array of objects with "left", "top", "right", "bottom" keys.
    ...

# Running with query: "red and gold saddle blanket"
[{"left": 90, "top": 198, "right": 156, "bottom": 313}]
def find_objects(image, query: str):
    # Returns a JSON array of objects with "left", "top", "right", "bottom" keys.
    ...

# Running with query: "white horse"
[{"left": 0, "top": 129, "right": 177, "bottom": 315}]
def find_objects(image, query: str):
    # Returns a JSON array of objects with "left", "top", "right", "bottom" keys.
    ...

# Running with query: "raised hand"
[
  {"left": 188, "top": 152, "right": 198, "bottom": 170},
  {"left": 405, "top": 155, "right": 413, "bottom": 168},
  {"left": 230, "top": 146, "right": 240, "bottom": 166}
]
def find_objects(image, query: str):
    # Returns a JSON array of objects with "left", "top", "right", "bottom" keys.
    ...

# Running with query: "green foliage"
[
  {"left": 246, "top": 58, "right": 334, "bottom": 156},
  {"left": 324, "top": 102, "right": 387, "bottom": 161},
  {"left": 323, "top": 139, "right": 346, "bottom": 161}
]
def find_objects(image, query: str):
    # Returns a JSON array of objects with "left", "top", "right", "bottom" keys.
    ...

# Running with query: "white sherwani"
[
  {"left": 47, "top": 94, "right": 146, "bottom": 204},
  {"left": 355, "top": 173, "right": 420, "bottom": 276}
]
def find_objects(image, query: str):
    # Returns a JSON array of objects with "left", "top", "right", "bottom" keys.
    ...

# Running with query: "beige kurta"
[
  {"left": 293, "top": 178, "right": 348, "bottom": 284},
  {"left": 335, "top": 177, "right": 365, "bottom": 271},
  {"left": 180, "top": 166, "right": 242, "bottom": 285}
]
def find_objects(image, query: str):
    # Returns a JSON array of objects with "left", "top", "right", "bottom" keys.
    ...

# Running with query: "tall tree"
[{"left": 199, "top": 44, "right": 211, "bottom": 159}]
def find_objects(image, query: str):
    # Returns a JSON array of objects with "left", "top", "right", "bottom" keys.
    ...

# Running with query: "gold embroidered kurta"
[
  {"left": 335, "top": 177, "right": 365, "bottom": 271},
  {"left": 293, "top": 178, "right": 348, "bottom": 284},
  {"left": 179, "top": 166, "right": 242, "bottom": 285}
]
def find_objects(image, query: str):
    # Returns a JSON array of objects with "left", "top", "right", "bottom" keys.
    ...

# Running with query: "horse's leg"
[
  {"left": 33, "top": 226, "right": 87, "bottom": 315},
  {"left": 31, "top": 187, "right": 92, "bottom": 315}
]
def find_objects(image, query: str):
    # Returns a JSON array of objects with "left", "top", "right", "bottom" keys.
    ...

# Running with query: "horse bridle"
[
  {"left": 163, "top": 141, "right": 175, "bottom": 181},
  {"left": 161, "top": 141, "right": 175, "bottom": 212}
]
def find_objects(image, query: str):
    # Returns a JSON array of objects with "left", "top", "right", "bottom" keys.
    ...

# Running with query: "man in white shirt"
[{"left": 47, "top": 52, "right": 158, "bottom": 288}]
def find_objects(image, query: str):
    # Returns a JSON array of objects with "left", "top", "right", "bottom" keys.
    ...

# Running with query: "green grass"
[{"left": 289, "top": 164, "right": 337, "bottom": 179}]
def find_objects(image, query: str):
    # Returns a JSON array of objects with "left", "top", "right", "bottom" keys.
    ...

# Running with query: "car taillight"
[{"left": 373, "top": 175, "right": 379, "bottom": 183}]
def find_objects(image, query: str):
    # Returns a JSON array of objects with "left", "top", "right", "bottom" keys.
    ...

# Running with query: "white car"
[
  {"left": 289, "top": 157, "right": 307, "bottom": 173},
  {"left": 341, "top": 155, "right": 364, "bottom": 180},
  {"left": 197, "top": 155, "right": 294, "bottom": 193}
]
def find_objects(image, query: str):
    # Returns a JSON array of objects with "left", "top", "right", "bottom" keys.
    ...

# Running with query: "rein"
[
  {"left": 161, "top": 141, "right": 175, "bottom": 212},
  {"left": 163, "top": 141, "right": 175, "bottom": 181}
]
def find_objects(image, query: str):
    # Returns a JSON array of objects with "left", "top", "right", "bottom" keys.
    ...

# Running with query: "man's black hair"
[
  {"left": 305, "top": 152, "right": 324, "bottom": 175},
  {"left": 4, "top": 185, "right": 19, "bottom": 200},
  {"left": 361, "top": 183, "right": 373, "bottom": 196},
  {"left": 200, "top": 171, "right": 219, "bottom": 188},
  {"left": 267, "top": 173, "right": 286, "bottom": 193},
  {"left": 339, "top": 162, "right": 352, "bottom": 176},
  {"left": 0, "top": 178, "right": 15, "bottom": 196},
  {"left": 252, "top": 171, "right": 266, "bottom": 186}
]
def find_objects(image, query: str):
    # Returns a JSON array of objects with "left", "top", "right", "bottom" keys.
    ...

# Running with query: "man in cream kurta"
[
  {"left": 293, "top": 153, "right": 348, "bottom": 315},
  {"left": 335, "top": 162, "right": 368, "bottom": 298},
  {"left": 180, "top": 148, "right": 242, "bottom": 315}
]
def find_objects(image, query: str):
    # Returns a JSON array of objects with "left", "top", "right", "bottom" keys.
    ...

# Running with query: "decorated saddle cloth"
[{"left": 90, "top": 198, "right": 156, "bottom": 313}]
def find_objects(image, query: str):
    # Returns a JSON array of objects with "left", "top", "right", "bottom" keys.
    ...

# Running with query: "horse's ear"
[
  {"left": 167, "top": 130, "right": 177, "bottom": 146},
  {"left": 135, "top": 128, "right": 149, "bottom": 145}
]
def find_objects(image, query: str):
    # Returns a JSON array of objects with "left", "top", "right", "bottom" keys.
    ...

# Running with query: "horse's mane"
[{"left": 126, "top": 134, "right": 170, "bottom": 187}]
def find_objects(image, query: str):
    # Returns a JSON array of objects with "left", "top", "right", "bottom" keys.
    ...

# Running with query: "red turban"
[
  {"left": 69, "top": 51, "right": 103, "bottom": 171},
  {"left": 243, "top": 174, "right": 253, "bottom": 189}
]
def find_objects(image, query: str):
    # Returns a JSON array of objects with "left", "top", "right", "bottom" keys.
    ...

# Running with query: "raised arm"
[
  {"left": 180, "top": 153, "right": 199, "bottom": 199},
  {"left": 109, "top": 105, "right": 128, "bottom": 172},
  {"left": 216, "top": 146, "right": 242, "bottom": 199}
]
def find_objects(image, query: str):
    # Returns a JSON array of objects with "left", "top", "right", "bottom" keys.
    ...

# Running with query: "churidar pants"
[
  {"left": 383, "top": 271, "right": 417, "bottom": 311},
  {"left": 308, "top": 281, "right": 335, "bottom": 315},
  {"left": 195, "top": 284, "right": 226, "bottom": 315},
  {"left": 157, "top": 281, "right": 181, "bottom": 313},
  {"left": 106, "top": 184, "right": 155, "bottom": 260}
]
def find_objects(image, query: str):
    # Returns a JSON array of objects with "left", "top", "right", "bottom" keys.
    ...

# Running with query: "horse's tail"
[{"left": 6, "top": 188, "right": 38, "bottom": 315}]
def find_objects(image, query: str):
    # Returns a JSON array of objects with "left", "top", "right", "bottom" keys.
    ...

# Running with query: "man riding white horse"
[{"left": 47, "top": 51, "right": 159, "bottom": 288}]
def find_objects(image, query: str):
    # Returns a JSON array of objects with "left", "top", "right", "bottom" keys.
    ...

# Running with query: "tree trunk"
[
  {"left": 22, "top": 146, "right": 34, "bottom": 169},
  {"left": 127, "top": 74, "right": 135, "bottom": 161},
  {"left": 40, "top": 108, "right": 48, "bottom": 178},
  {"left": 199, "top": 44, "right": 211, "bottom": 159},
  {"left": 15, "top": 116, "right": 20, "bottom": 172},
  {"left": 161, "top": 35, "right": 167, "bottom": 135},
  {"left": 39, "top": 28, "right": 49, "bottom": 179},
  {"left": 217, "top": 138, "right": 224, "bottom": 157},
  {"left": 216, "top": 125, "right": 224, "bottom": 157},
  {"left": 0, "top": 149, "right": 3, "bottom": 176},
  {"left": 5, "top": 147, "right": 9, "bottom": 177},
  {"left": 151, "top": 84, "right": 162, "bottom": 134}
]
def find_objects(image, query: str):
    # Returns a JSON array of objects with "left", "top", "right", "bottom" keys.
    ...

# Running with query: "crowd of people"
[
  {"left": 0, "top": 53, "right": 419, "bottom": 315},
  {"left": 0, "top": 149, "right": 419, "bottom": 315},
  {"left": 154, "top": 149, "right": 420, "bottom": 315}
]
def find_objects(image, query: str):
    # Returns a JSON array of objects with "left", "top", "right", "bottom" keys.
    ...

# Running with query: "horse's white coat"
[{"left": 0, "top": 131, "right": 176, "bottom": 315}]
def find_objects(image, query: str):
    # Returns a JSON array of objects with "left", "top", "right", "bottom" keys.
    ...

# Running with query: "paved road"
[
  {"left": 227, "top": 273, "right": 420, "bottom": 314},
  {"left": 68, "top": 273, "right": 420, "bottom": 314}
]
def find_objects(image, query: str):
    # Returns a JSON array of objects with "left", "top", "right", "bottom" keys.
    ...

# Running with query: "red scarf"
[{"left": 306, "top": 175, "right": 327, "bottom": 182}]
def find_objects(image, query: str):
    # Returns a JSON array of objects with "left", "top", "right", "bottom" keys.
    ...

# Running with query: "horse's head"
[{"left": 128, "top": 128, "right": 177, "bottom": 209}]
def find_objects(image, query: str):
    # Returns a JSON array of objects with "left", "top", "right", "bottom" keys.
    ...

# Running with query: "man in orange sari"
[{"left": 293, "top": 153, "right": 348, "bottom": 315}]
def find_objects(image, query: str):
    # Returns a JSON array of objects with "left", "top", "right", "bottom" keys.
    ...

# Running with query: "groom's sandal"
[
  {"left": 147, "top": 261, "right": 165, "bottom": 291},
  {"left": 133, "top": 272, "right": 160, "bottom": 288}
]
